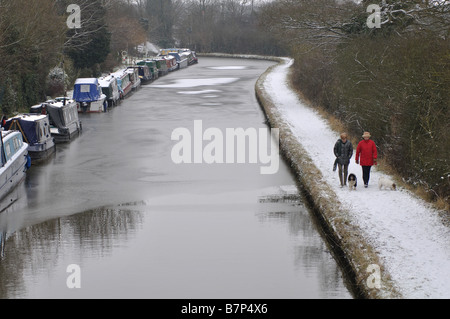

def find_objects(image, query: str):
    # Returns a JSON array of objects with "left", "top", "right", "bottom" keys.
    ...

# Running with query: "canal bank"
[{"left": 201, "top": 53, "right": 450, "bottom": 299}]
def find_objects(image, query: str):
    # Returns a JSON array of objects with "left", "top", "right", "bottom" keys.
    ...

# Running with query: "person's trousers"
[
  {"left": 338, "top": 163, "right": 349, "bottom": 186},
  {"left": 362, "top": 166, "right": 372, "bottom": 185}
]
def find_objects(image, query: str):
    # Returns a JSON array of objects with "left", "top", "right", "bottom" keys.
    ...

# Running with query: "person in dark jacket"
[
  {"left": 334, "top": 132, "right": 353, "bottom": 187},
  {"left": 355, "top": 131, "right": 378, "bottom": 188}
]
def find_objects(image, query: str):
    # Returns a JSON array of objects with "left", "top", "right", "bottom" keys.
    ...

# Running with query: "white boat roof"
[
  {"left": 11, "top": 114, "right": 48, "bottom": 122},
  {"left": 111, "top": 69, "right": 127, "bottom": 76},
  {"left": 111, "top": 69, "right": 131, "bottom": 80},
  {"left": 1, "top": 130, "right": 21, "bottom": 139},
  {"left": 98, "top": 75, "right": 117, "bottom": 87},
  {"left": 75, "top": 78, "right": 98, "bottom": 85},
  {"left": 48, "top": 100, "right": 77, "bottom": 108}
]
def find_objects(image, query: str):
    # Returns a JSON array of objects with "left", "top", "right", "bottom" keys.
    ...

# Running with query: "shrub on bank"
[{"left": 290, "top": 34, "right": 449, "bottom": 207}]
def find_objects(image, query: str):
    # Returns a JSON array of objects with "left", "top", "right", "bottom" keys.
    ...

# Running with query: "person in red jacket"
[{"left": 355, "top": 131, "right": 378, "bottom": 188}]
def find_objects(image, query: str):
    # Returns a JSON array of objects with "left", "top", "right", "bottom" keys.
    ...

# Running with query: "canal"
[{"left": 0, "top": 57, "right": 352, "bottom": 298}]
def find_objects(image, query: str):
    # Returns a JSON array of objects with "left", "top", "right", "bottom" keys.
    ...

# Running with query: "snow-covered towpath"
[{"left": 262, "top": 58, "right": 450, "bottom": 299}]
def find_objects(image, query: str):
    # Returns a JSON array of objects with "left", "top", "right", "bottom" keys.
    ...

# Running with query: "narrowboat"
[
  {"left": 165, "top": 55, "right": 178, "bottom": 72},
  {"left": 112, "top": 69, "right": 133, "bottom": 100},
  {"left": 192, "top": 51, "right": 198, "bottom": 64},
  {"left": 126, "top": 67, "right": 141, "bottom": 91},
  {"left": 159, "top": 48, "right": 179, "bottom": 56},
  {"left": 73, "top": 78, "right": 108, "bottom": 113},
  {"left": 153, "top": 57, "right": 169, "bottom": 76},
  {"left": 129, "top": 65, "right": 152, "bottom": 83},
  {"left": 175, "top": 48, "right": 198, "bottom": 65},
  {"left": 99, "top": 75, "right": 121, "bottom": 108},
  {"left": 144, "top": 60, "right": 159, "bottom": 80},
  {"left": 4, "top": 114, "right": 55, "bottom": 162},
  {"left": 45, "top": 99, "right": 82, "bottom": 143},
  {"left": 169, "top": 52, "right": 188, "bottom": 69},
  {"left": 0, "top": 130, "right": 30, "bottom": 202},
  {"left": 144, "top": 59, "right": 160, "bottom": 79},
  {"left": 181, "top": 50, "right": 198, "bottom": 65}
]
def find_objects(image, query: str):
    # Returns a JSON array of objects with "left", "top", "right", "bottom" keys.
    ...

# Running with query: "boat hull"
[
  {"left": 77, "top": 97, "right": 107, "bottom": 113},
  {"left": 0, "top": 136, "right": 28, "bottom": 202},
  {"left": 50, "top": 125, "right": 81, "bottom": 143},
  {"left": 28, "top": 141, "right": 56, "bottom": 162},
  {"left": 178, "top": 58, "right": 189, "bottom": 69},
  {"left": 0, "top": 165, "right": 26, "bottom": 203}
]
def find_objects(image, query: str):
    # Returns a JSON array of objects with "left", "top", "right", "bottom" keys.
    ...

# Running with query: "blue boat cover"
[
  {"left": 73, "top": 78, "right": 102, "bottom": 102},
  {"left": 4, "top": 118, "right": 39, "bottom": 146}
]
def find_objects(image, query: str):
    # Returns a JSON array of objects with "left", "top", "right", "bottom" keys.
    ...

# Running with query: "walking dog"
[{"left": 348, "top": 173, "right": 357, "bottom": 190}]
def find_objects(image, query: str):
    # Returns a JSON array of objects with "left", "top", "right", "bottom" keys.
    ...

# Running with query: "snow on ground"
[{"left": 263, "top": 58, "right": 450, "bottom": 298}]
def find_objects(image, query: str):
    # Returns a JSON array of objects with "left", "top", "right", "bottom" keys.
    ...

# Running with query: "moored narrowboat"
[
  {"left": 145, "top": 59, "right": 160, "bottom": 79},
  {"left": 139, "top": 60, "right": 159, "bottom": 80},
  {"left": 112, "top": 69, "right": 133, "bottom": 100},
  {"left": 165, "top": 55, "right": 178, "bottom": 72},
  {"left": 169, "top": 52, "right": 188, "bottom": 70},
  {"left": 159, "top": 48, "right": 179, "bottom": 56},
  {"left": 126, "top": 67, "right": 141, "bottom": 91},
  {"left": 181, "top": 50, "right": 198, "bottom": 65},
  {"left": 153, "top": 57, "right": 169, "bottom": 76},
  {"left": 45, "top": 99, "right": 82, "bottom": 143},
  {"left": 99, "top": 75, "right": 121, "bottom": 108},
  {"left": 4, "top": 114, "right": 55, "bottom": 162},
  {"left": 73, "top": 78, "right": 108, "bottom": 113},
  {"left": 129, "top": 65, "right": 152, "bottom": 83},
  {"left": 0, "top": 130, "right": 30, "bottom": 202}
]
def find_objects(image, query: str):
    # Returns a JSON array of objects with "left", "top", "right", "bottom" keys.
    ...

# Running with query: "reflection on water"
[
  {"left": 0, "top": 192, "right": 352, "bottom": 299},
  {"left": 257, "top": 199, "right": 350, "bottom": 299},
  {"left": 0, "top": 206, "right": 143, "bottom": 299}
]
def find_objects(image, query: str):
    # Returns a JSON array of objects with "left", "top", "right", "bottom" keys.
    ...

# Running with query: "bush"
[{"left": 290, "top": 33, "right": 449, "bottom": 203}]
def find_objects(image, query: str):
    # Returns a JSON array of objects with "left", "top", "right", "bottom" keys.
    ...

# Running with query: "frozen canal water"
[{"left": 0, "top": 57, "right": 353, "bottom": 298}]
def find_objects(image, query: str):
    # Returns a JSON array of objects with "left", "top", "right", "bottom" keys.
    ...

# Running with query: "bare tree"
[
  {"left": 0, "top": 0, "right": 66, "bottom": 69},
  {"left": 58, "top": 0, "right": 112, "bottom": 51},
  {"left": 0, "top": 0, "right": 66, "bottom": 112},
  {"left": 365, "top": 0, "right": 450, "bottom": 34},
  {"left": 106, "top": 0, "right": 148, "bottom": 55},
  {"left": 259, "top": 0, "right": 359, "bottom": 52}
]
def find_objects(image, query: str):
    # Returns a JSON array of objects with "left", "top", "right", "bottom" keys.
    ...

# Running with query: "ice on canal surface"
[
  {"left": 177, "top": 90, "right": 222, "bottom": 95},
  {"left": 150, "top": 77, "right": 239, "bottom": 88},
  {"left": 208, "top": 66, "right": 248, "bottom": 70}
]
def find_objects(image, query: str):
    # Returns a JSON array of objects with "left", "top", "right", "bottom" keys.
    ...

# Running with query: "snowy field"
[{"left": 263, "top": 58, "right": 450, "bottom": 299}]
